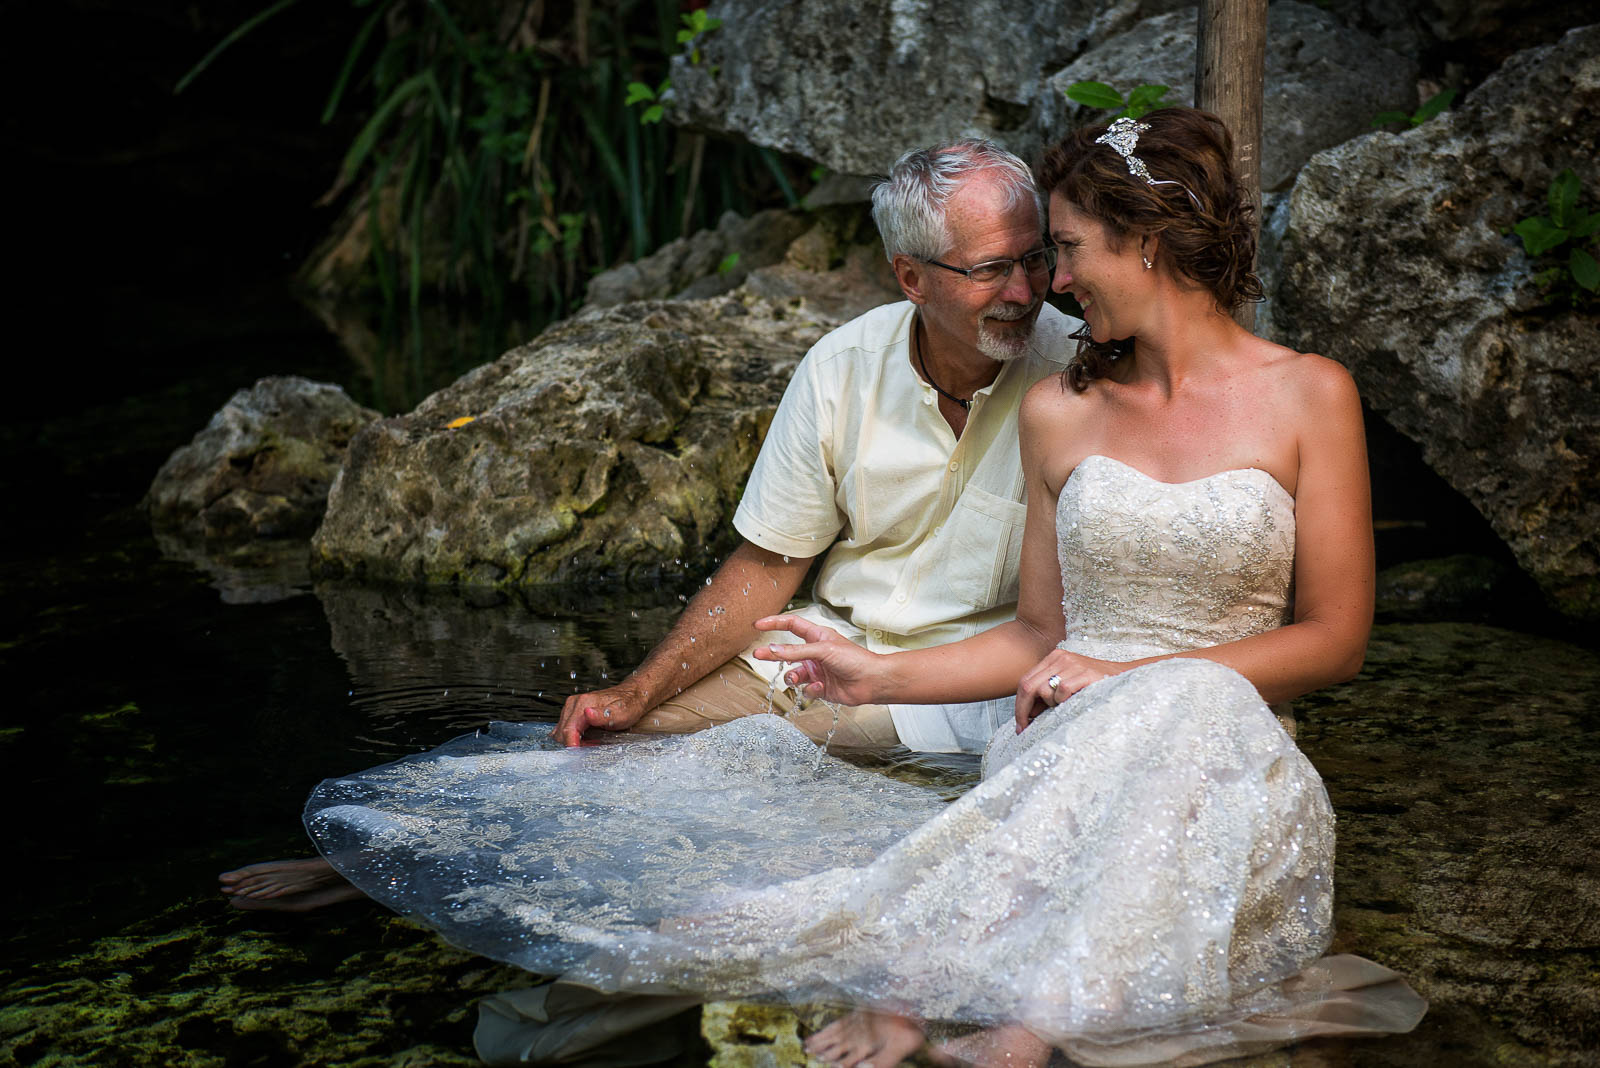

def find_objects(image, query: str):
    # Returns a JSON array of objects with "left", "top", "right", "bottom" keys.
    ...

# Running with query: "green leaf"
[
  {"left": 1065, "top": 81, "right": 1126, "bottom": 110},
  {"left": 1125, "top": 84, "right": 1170, "bottom": 109},
  {"left": 340, "top": 71, "right": 435, "bottom": 179},
  {"left": 624, "top": 81, "right": 657, "bottom": 105},
  {"left": 1411, "top": 87, "right": 1456, "bottom": 124},
  {"left": 1570, "top": 211, "right": 1600, "bottom": 240},
  {"left": 1571, "top": 247, "right": 1600, "bottom": 291},
  {"left": 174, "top": 0, "right": 303, "bottom": 94},
  {"left": 1549, "top": 168, "right": 1580, "bottom": 229},
  {"left": 322, "top": 2, "right": 391, "bottom": 122},
  {"left": 640, "top": 104, "right": 664, "bottom": 125},
  {"left": 718, "top": 252, "right": 741, "bottom": 275},
  {"left": 1370, "top": 110, "right": 1410, "bottom": 127},
  {"left": 1513, "top": 217, "right": 1569, "bottom": 257}
]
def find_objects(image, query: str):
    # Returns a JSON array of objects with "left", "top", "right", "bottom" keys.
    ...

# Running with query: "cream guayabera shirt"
[{"left": 734, "top": 300, "right": 1078, "bottom": 751}]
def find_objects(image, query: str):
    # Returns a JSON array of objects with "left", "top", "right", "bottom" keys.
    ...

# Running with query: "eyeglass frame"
[{"left": 921, "top": 243, "right": 1058, "bottom": 287}]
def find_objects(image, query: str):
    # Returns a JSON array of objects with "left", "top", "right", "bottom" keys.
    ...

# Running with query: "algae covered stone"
[{"left": 311, "top": 295, "right": 838, "bottom": 588}]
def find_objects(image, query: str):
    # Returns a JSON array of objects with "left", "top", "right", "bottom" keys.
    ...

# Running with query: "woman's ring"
[{"left": 1047, "top": 674, "right": 1062, "bottom": 692}]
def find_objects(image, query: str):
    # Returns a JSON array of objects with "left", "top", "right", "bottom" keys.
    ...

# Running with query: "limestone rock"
[
  {"left": 1273, "top": 25, "right": 1600, "bottom": 619},
  {"left": 702, "top": 1001, "right": 819, "bottom": 1067},
  {"left": 584, "top": 206, "right": 900, "bottom": 324},
  {"left": 583, "top": 209, "right": 812, "bottom": 309},
  {"left": 1374, "top": 554, "right": 1517, "bottom": 622},
  {"left": 145, "top": 376, "right": 380, "bottom": 543},
  {"left": 1296, "top": 621, "right": 1600, "bottom": 1063},
  {"left": 667, "top": 0, "right": 1191, "bottom": 177},
  {"left": 1317, "top": 0, "right": 1597, "bottom": 70},
  {"left": 311, "top": 296, "right": 841, "bottom": 588},
  {"left": 1047, "top": 2, "right": 1418, "bottom": 191}
]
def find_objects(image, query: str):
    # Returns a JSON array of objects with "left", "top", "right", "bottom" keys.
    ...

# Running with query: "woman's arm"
[
  {"left": 754, "top": 383, "right": 1072, "bottom": 705},
  {"left": 1012, "top": 356, "right": 1374, "bottom": 724}
]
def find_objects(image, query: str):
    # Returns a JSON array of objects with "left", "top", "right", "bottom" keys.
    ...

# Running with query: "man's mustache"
[{"left": 982, "top": 297, "right": 1041, "bottom": 322}]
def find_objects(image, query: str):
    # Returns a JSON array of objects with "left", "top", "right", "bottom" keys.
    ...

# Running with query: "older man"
[
  {"left": 218, "top": 140, "right": 1075, "bottom": 916},
  {"left": 557, "top": 138, "right": 1079, "bottom": 753}
]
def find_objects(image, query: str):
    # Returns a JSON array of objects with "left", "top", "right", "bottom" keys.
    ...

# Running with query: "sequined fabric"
[{"left": 305, "top": 456, "right": 1423, "bottom": 1064}]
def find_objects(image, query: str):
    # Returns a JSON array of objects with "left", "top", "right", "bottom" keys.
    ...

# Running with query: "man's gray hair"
[{"left": 872, "top": 139, "right": 1043, "bottom": 263}]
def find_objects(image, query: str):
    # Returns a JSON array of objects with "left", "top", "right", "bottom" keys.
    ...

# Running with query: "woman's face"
[{"left": 1048, "top": 193, "right": 1150, "bottom": 344}]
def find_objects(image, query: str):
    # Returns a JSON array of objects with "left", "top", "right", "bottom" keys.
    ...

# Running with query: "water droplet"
[{"left": 569, "top": 671, "right": 577, "bottom": 679}]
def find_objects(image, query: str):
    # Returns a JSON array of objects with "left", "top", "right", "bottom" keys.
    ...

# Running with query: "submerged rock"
[
  {"left": 1296, "top": 620, "right": 1600, "bottom": 1064},
  {"left": 1274, "top": 25, "right": 1600, "bottom": 620},
  {"left": 311, "top": 296, "right": 840, "bottom": 588},
  {"left": 144, "top": 376, "right": 380, "bottom": 543},
  {"left": 1048, "top": 2, "right": 1417, "bottom": 191}
]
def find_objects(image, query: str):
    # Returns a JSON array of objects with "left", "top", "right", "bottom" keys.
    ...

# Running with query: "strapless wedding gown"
[{"left": 305, "top": 454, "right": 1423, "bottom": 1065}]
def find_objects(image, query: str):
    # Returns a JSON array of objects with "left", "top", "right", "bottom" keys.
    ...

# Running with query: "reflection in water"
[{"left": 316, "top": 580, "right": 981, "bottom": 791}]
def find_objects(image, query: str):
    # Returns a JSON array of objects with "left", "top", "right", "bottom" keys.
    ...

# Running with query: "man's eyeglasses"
[{"left": 922, "top": 245, "right": 1058, "bottom": 288}]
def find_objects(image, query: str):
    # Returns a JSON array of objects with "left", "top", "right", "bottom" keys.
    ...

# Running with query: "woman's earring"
[{"left": 1142, "top": 255, "right": 1154, "bottom": 270}]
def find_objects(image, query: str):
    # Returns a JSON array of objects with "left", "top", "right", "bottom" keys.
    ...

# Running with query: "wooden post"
[{"left": 1195, "top": 0, "right": 1267, "bottom": 331}]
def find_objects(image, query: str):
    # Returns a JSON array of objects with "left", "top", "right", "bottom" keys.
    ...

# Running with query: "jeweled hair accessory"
[{"left": 1095, "top": 117, "right": 1203, "bottom": 212}]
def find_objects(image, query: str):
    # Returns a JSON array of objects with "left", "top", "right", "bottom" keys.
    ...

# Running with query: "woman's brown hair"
[{"left": 1036, "top": 107, "right": 1264, "bottom": 390}]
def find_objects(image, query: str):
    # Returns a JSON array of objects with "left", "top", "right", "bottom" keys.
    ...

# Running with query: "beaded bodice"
[{"left": 1057, "top": 454, "right": 1295, "bottom": 662}]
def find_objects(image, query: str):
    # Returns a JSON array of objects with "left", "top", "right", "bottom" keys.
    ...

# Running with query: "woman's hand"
[
  {"left": 1015, "top": 650, "right": 1119, "bottom": 732},
  {"left": 752, "top": 616, "right": 888, "bottom": 707}
]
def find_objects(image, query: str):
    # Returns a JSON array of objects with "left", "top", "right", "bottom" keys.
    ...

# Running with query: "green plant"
[
  {"left": 626, "top": 11, "right": 723, "bottom": 127},
  {"left": 625, "top": 79, "right": 669, "bottom": 125},
  {"left": 1371, "top": 88, "right": 1456, "bottom": 128},
  {"left": 1511, "top": 168, "right": 1599, "bottom": 304},
  {"left": 177, "top": 0, "right": 802, "bottom": 375},
  {"left": 676, "top": 8, "right": 722, "bottom": 65},
  {"left": 1063, "top": 81, "right": 1172, "bottom": 120}
]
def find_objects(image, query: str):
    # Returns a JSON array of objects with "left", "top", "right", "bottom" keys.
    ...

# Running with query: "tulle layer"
[{"left": 306, "top": 660, "right": 1423, "bottom": 1061}]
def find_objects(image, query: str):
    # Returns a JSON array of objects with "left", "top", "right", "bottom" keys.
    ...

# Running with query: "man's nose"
[{"left": 1001, "top": 264, "right": 1038, "bottom": 303}]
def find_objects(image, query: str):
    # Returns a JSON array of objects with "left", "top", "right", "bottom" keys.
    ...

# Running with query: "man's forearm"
[{"left": 622, "top": 542, "right": 814, "bottom": 711}]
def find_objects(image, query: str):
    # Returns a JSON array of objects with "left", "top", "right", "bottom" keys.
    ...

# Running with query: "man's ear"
[{"left": 893, "top": 254, "right": 930, "bottom": 306}]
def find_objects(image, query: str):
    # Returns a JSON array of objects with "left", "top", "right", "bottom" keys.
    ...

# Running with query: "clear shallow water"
[{"left": 3, "top": 303, "right": 1595, "bottom": 1065}]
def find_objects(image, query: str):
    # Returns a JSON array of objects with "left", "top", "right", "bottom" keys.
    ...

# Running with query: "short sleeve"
[{"left": 733, "top": 352, "right": 843, "bottom": 559}]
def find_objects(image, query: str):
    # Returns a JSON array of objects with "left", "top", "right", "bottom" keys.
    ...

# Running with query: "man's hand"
[
  {"left": 550, "top": 542, "right": 817, "bottom": 748},
  {"left": 556, "top": 685, "right": 648, "bottom": 746}
]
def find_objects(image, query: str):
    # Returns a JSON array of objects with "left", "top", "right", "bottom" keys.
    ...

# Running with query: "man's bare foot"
[
  {"left": 804, "top": 1009, "right": 927, "bottom": 1068},
  {"left": 218, "top": 858, "right": 367, "bottom": 912},
  {"left": 936, "top": 1024, "right": 1051, "bottom": 1067}
]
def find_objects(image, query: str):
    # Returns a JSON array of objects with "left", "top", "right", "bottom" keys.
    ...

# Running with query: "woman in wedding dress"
[{"left": 280, "top": 108, "right": 1425, "bottom": 1067}]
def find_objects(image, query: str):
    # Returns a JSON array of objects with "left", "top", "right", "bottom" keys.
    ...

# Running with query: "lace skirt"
[{"left": 305, "top": 658, "right": 1423, "bottom": 1065}]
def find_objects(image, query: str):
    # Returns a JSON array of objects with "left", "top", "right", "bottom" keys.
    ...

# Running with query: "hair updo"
[{"left": 1035, "top": 107, "right": 1264, "bottom": 390}]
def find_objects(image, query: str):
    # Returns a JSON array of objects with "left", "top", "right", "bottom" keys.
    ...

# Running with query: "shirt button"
[
  {"left": 932, "top": 526, "right": 942, "bottom": 537},
  {"left": 948, "top": 460, "right": 959, "bottom": 471},
  {"left": 896, "top": 593, "right": 907, "bottom": 602}
]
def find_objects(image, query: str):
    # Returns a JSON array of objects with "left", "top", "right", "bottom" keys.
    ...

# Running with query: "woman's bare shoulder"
[{"left": 1246, "top": 341, "right": 1360, "bottom": 410}]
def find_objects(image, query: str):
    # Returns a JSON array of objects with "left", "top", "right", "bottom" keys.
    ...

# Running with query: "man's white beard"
[{"left": 977, "top": 300, "right": 1040, "bottom": 361}]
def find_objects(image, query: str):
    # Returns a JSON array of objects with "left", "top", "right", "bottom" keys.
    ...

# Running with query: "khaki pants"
[{"left": 630, "top": 646, "right": 900, "bottom": 750}]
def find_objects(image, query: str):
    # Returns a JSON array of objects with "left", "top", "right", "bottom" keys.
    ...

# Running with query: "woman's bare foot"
[
  {"left": 804, "top": 1009, "right": 927, "bottom": 1068},
  {"left": 936, "top": 1024, "right": 1051, "bottom": 1067},
  {"left": 218, "top": 857, "right": 367, "bottom": 912}
]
